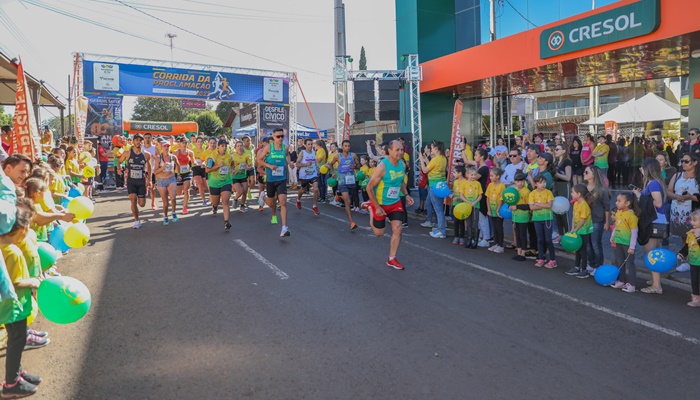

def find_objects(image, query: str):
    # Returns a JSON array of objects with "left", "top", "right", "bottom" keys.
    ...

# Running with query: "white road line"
[
  {"left": 403, "top": 241, "right": 700, "bottom": 345},
  {"left": 234, "top": 239, "right": 290, "bottom": 280}
]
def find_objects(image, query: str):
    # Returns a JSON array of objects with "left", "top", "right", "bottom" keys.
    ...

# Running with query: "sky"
[{"left": 0, "top": 0, "right": 397, "bottom": 121}]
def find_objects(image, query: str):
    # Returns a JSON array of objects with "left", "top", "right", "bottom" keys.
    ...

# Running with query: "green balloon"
[
  {"left": 561, "top": 233, "right": 583, "bottom": 252},
  {"left": 37, "top": 276, "right": 91, "bottom": 324},
  {"left": 328, "top": 177, "right": 338, "bottom": 187},
  {"left": 37, "top": 242, "right": 58, "bottom": 272},
  {"left": 356, "top": 171, "right": 366, "bottom": 182},
  {"left": 361, "top": 178, "right": 370, "bottom": 188},
  {"left": 502, "top": 187, "right": 520, "bottom": 205}
]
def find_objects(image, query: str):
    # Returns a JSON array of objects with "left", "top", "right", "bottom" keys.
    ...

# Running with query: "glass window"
[
  {"left": 576, "top": 98, "right": 589, "bottom": 107},
  {"left": 600, "top": 95, "right": 620, "bottom": 105},
  {"left": 564, "top": 99, "right": 575, "bottom": 108}
]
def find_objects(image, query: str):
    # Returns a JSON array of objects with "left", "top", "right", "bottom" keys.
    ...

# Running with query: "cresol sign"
[{"left": 540, "top": 0, "right": 660, "bottom": 59}]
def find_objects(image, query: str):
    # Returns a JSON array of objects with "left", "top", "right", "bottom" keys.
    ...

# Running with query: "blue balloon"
[
  {"left": 432, "top": 181, "right": 450, "bottom": 199},
  {"left": 68, "top": 187, "right": 81, "bottom": 198},
  {"left": 498, "top": 203, "right": 512, "bottom": 219},
  {"left": 644, "top": 248, "right": 676, "bottom": 273},
  {"left": 61, "top": 197, "right": 72, "bottom": 208},
  {"left": 49, "top": 224, "right": 71, "bottom": 253},
  {"left": 594, "top": 264, "right": 620, "bottom": 286}
]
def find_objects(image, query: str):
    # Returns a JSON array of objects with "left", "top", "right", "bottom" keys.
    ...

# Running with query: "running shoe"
[
  {"left": 271, "top": 215, "right": 278, "bottom": 225},
  {"left": 203, "top": 199, "right": 208, "bottom": 207},
  {"left": 621, "top": 283, "right": 636, "bottom": 293},
  {"left": 133, "top": 220, "right": 141, "bottom": 229},
  {"left": 386, "top": 257, "right": 405, "bottom": 270},
  {"left": 610, "top": 281, "right": 625, "bottom": 289},
  {"left": 163, "top": 218, "right": 169, "bottom": 226},
  {"left": 225, "top": 221, "right": 232, "bottom": 231},
  {"left": 429, "top": 230, "right": 446, "bottom": 239},
  {"left": 312, "top": 206, "right": 320, "bottom": 216},
  {"left": 477, "top": 240, "right": 491, "bottom": 247},
  {"left": 151, "top": 202, "right": 156, "bottom": 211},
  {"left": 25, "top": 334, "right": 50, "bottom": 350},
  {"left": 182, "top": 207, "right": 189, "bottom": 214},
  {"left": 565, "top": 267, "right": 580, "bottom": 276},
  {"left": 27, "top": 329, "right": 48, "bottom": 338},
  {"left": 1, "top": 377, "right": 38, "bottom": 398},
  {"left": 172, "top": 213, "right": 179, "bottom": 222},
  {"left": 452, "top": 237, "right": 460, "bottom": 245},
  {"left": 350, "top": 222, "right": 358, "bottom": 230},
  {"left": 20, "top": 370, "right": 42, "bottom": 386},
  {"left": 280, "top": 226, "right": 290, "bottom": 237},
  {"left": 534, "top": 260, "right": 545, "bottom": 267},
  {"left": 575, "top": 270, "right": 590, "bottom": 279},
  {"left": 402, "top": 222, "right": 409, "bottom": 228},
  {"left": 361, "top": 201, "right": 371, "bottom": 210},
  {"left": 296, "top": 200, "right": 302, "bottom": 210},
  {"left": 212, "top": 206, "right": 218, "bottom": 215},
  {"left": 544, "top": 260, "right": 558, "bottom": 269},
  {"left": 240, "top": 204, "right": 247, "bottom": 211},
  {"left": 493, "top": 246, "right": 504, "bottom": 254}
]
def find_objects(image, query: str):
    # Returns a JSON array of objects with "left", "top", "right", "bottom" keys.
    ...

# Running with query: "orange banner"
[
  {"left": 75, "top": 95, "right": 88, "bottom": 149},
  {"left": 445, "top": 99, "right": 464, "bottom": 188},
  {"left": 11, "top": 57, "right": 40, "bottom": 159},
  {"left": 604, "top": 120, "right": 618, "bottom": 141},
  {"left": 342, "top": 112, "right": 351, "bottom": 142}
]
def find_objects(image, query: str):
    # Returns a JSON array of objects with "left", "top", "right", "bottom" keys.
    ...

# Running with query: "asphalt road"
[{"left": 22, "top": 190, "right": 700, "bottom": 399}]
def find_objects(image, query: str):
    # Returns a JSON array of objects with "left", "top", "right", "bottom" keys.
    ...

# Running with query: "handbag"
[{"left": 650, "top": 212, "right": 669, "bottom": 239}]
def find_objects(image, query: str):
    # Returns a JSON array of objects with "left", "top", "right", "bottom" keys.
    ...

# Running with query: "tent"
[
  {"left": 582, "top": 93, "right": 687, "bottom": 125},
  {"left": 233, "top": 123, "right": 327, "bottom": 139}
]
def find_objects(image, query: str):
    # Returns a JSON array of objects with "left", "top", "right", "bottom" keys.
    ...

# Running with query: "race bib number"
[
  {"left": 304, "top": 167, "right": 314, "bottom": 175},
  {"left": 272, "top": 167, "right": 284, "bottom": 177},
  {"left": 179, "top": 165, "right": 191, "bottom": 174},
  {"left": 194, "top": 158, "right": 203, "bottom": 166},
  {"left": 164, "top": 163, "right": 174, "bottom": 173},
  {"left": 344, "top": 175, "right": 356, "bottom": 185},
  {"left": 130, "top": 169, "right": 143, "bottom": 179},
  {"left": 239, "top": 163, "right": 247, "bottom": 170},
  {"left": 386, "top": 187, "right": 400, "bottom": 199},
  {"left": 219, "top": 166, "right": 230, "bottom": 175}
]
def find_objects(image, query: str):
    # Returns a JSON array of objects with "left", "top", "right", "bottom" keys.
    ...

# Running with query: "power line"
[
  {"left": 504, "top": 0, "right": 538, "bottom": 28},
  {"left": 179, "top": 0, "right": 329, "bottom": 19},
  {"left": 110, "top": 0, "right": 328, "bottom": 77}
]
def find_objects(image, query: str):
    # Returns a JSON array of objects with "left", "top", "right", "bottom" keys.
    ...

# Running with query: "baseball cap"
[
  {"left": 539, "top": 152, "right": 554, "bottom": 164},
  {"left": 132, "top": 134, "right": 144, "bottom": 140},
  {"left": 218, "top": 139, "right": 229, "bottom": 146}
]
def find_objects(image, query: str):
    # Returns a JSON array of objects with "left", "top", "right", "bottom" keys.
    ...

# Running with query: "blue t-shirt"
[{"left": 642, "top": 180, "right": 665, "bottom": 214}]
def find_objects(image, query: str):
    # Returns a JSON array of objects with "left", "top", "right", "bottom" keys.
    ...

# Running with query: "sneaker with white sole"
[
  {"left": 544, "top": 260, "right": 558, "bottom": 269},
  {"left": 280, "top": 226, "right": 290, "bottom": 237},
  {"left": 477, "top": 239, "right": 491, "bottom": 247},
  {"left": 420, "top": 221, "right": 434, "bottom": 228},
  {"left": 488, "top": 245, "right": 498, "bottom": 252},
  {"left": 621, "top": 283, "right": 636, "bottom": 293},
  {"left": 132, "top": 220, "right": 141, "bottom": 229},
  {"left": 677, "top": 263, "right": 691, "bottom": 272},
  {"left": 25, "top": 334, "right": 50, "bottom": 350},
  {"left": 429, "top": 230, "right": 446, "bottom": 239},
  {"left": 493, "top": 246, "right": 504, "bottom": 254},
  {"left": 610, "top": 280, "right": 625, "bottom": 289}
]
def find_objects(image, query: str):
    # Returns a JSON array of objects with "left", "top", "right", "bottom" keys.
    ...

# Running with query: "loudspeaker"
[
  {"left": 355, "top": 111, "right": 376, "bottom": 122},
  {"left": 354, "top": 101, "right": 375, "bottom": 112},
  {"left": 379, "top": 109, "right": 400, "bottom": 121},
  {"left": 353, "top": 80, "right": 376, "bottom": 122},
  {"left": 354, "top": 80, "right": 374, "bottom": 91}
]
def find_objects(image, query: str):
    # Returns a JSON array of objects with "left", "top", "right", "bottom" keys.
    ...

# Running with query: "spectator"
[
  {"left": 569, "top": 137, "right": 583, "bottom": 185},
  {"left": 583, "top": 165, "right": 611, "bottom": 275},
  {"left": 581, "top": 133, "right": 595, "bottom": 170},
  {"left": 2, "top": 155, "right": 32, "bottom": 186},
  {"left": 668, "top": 152, "right": 700, "bottom": 272},
  {"left": 553, "top": 144, "right": 572, "bottom": 239},
  {"left": 676, "top": 128, "right": 700, "bottom": 164},
  {"left": 615, "top": 137, "right": 628, "bottom": 186},
  {"left": 419, "top": 141, "right": 448, "bottom": 239},
  {"left": 635, "top": 158, "right": 668, "bottom": 294},
  {"left": 502, "top": 146, "right": 526, "bottom": 186}
]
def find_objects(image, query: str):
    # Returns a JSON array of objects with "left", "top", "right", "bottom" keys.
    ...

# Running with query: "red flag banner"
[
  {"left": 11, "top": 57, "right": 40, "bottom": 159},
  {"left": 342, "top": 112, "right": 351, "bottom": 142},
  {"left": 604, "top": 120, "right": 618, "bottom": 141},
  {"left": 446, "top": 99, "right": 464, "bottom": 188},
  {"left": 561, "top": 122, "right": 578, "bottom": 144}
]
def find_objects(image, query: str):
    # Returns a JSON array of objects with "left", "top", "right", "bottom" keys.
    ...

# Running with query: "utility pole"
[
  {"left": 67, "top": 75, "right": 72, "bottom": 138},
  {"left": 489, "top": 0, "right": 497, "bottom": 146},
  {"left": 166, "top": 33, "right": 177, "bottom": 66},
  {"left": 588, "top": 0, "right": 599, "bottom": 135},
  {"left": 333, "top": 0, "right": 349, "bottom": 139}
]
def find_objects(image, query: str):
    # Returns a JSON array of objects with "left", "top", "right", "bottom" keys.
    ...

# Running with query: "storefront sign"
[
  {"left": 239, "top": 103, "right": 258, "bottom": 127},
  {"left": 129, "top": 122, "right": 173, "bottom": 132},
  {"left": 540, "top": 0, "right": 660, "bottom": 59}
]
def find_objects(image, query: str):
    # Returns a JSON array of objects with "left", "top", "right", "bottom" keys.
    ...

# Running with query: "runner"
[
  {"left": 325, "top": 140, "right": 360, "bottom": 230},
  {"left": 295, "top": 138, "right": 321, "bottom": 216},
  {"left": 117, "top": 134, "right": 151, "bottom": 229},
  {"left": 175, "top": 137, "right": 195, "bottom": 214},
  {"left": 256, "top": 129, "right": 291, "bottom": 237},
  {"left": 153, "top": 140, "right": 180, "bottom": 225},
  {"left": 364, "top": 140, "right": 413, "bottom": 270},
  {"left": 242, "top": 135, "right": 255, "bottom": 199},
  {"left": 191, "top": 136, "right": 209, "bottom": 206},
  {"left": 205, "top": 139, "right": 234, "bottom": 231},
  {"left": 231, "top": 141, "right": 251, "bottom": 211},
  {"left": 142, "top": 133, "right": 158, "bottom": 210}
]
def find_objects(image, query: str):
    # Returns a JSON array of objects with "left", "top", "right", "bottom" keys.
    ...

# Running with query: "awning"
[
  {"left": 0, "top": 51, "right": 65, "bottom": 108},
  {"left": 581, "top": 92, "right": 686, "bottom": 125}
]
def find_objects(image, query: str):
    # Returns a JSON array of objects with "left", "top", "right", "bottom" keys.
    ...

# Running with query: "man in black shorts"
[
  {"left": 295, "top": 138, "right": 320, "bottom": 216},
  {"left": 117, "top": 134, "right": 151, "bottom": 229}
]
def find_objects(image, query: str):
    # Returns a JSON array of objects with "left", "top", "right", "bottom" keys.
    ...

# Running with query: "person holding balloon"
[
  {"left": 565, "top": 184, "right": 594, "bottom": 279},
  {"left": 583, "top": 165, "right": 612, "bottom": 275},
  {"left": 419, "top": 141, "right": 448, "bottom": 239},
  {"left": 24, "top": 178, "right": 74, "bottom": 241},
  {"left": 609, "top": 192, "right": 640, "bottom": 293},
  {"left": 485, "top": 168, "right": 506, "bottom": 253},
  {"left": 64, "top": 146, "right": 82, "bottom": 186},
  {"left": 509, "top": 171, "right": 531, "bottom": 261},
  {"left": 684, "top": 210, "right": 700, "bottom": 306},
  {"left": 461, "top": 166, "right": 483, "bottom": 249},
  {"left": 450, "top": 165, "right": 468, "bottom": 246}
]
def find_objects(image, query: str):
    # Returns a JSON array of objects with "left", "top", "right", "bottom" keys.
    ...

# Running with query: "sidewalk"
[{"left": 405, "top": 191, "right": 691, "bottom": 286}]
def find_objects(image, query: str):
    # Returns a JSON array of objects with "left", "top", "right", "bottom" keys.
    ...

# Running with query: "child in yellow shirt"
[{"left": 485, "top": 168, "right": 506, "bottom": 253}]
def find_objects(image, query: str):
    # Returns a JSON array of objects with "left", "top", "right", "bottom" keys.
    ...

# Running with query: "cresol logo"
[{"left": 548, "top": 30, "right": 565, "bottom": 51}]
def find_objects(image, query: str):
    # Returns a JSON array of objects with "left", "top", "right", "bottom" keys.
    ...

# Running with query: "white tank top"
[
  {"left": 143, "top": 144, "right": 157, "bottom": 167},
  {"left": 299, "top": 150, "right": 318, "bottom": 179}
]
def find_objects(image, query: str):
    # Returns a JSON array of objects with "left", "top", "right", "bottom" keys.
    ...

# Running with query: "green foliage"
[
  {"left": 45, "top": 115, "right": 73, "bottom": 137},
  {"left": 194, "top": 111, "right": 223, "bottom": 137},
  {"left": 359, "top": 46, "right": 367, "bottom": 71},
  {"left": 132, "top": 97, "right": 187, "bottom": 121},
  {"left": 0, "top": 105, "right": 12, "bottom": 127}
]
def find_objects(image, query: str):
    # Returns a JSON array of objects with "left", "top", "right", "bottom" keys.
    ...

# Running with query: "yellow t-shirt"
[
  {"left": 329, "top": 151, "right": 339, "bottom": 169},
  {"left": 232, "top": 152, "right": 252, "bottom": 179},
  {"left": 529, "top": 189, "right": 554, "bottom": 221},
  {"left": 512, "top": 186, "right": 531, "bottom": 223},
  {"left": 452, "top": 178, "right": 467, "bottom": 204},
  {"left": 687, "top": 232, "right": 700, "bottom": 266},
  {"left": 613, "top": 209, "right": 638, "bottom": 246},
  {"left": 427, "top": 155, "right": 447, "bottom": 186},
  {"left": 49, "top": 175, "right": 66, "bottom": 203},
  {"left": 316, "top": 148, "right": 327, "bottom": 166},
  {"left": 360, "top": 165, "right": 369, "bottom": 176},
  {"left": 192, "top": 146, "right": 206, "bottom": 167},
  {"left": 66, "top": 158, "right": 81, "bottom": 182},
  {"left": 485, "top": 182, "right": 506, "bottom": 217},
  {"left": 17, "top": 236, "right": 41, "bottom": 278},
  {"left": 462, "top": 179, "right": 483, "bottom": 209},
  {"left": 573, "top": 200, "right": 593, "bottom": 235},
  {"left": 594, "top": 143, "right": 610, "bottom": 169},
  {"left": 0, "top": 243, "right": 32, "bottom": 321}
]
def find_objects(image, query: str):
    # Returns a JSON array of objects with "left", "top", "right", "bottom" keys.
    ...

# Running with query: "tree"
[
  {"left": 131, "top": 97, "right": 187, "bottom": 121},
  {"left": 215, "top": 101, "right": 238, "bottom": 136},
  {"left": 0, "top": 105, "right": 12, "bottom": 127},
  {"left": 194, "top": 111, "right": 223, "bottom": 137},
  {"left": 45, "top": 115, "right": 73, "bottom": 137},
  {"left": 359, "top": 46, "right": 367, "bottom": 71}
]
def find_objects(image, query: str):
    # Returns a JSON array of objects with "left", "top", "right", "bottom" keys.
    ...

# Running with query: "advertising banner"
[
  {"left": 562, "top": 122, "right": 578, "bottom": 144},
  {"left": 342, "top": 112, "right": 351, "bottom": 142},
  {"left": 11, "top": 57, "right": 41, "bottom": 159},
  {"left": 83, "top": 60, "right": 289, "bottom": 104},
  {"left": 446, "top": 100, "right": 464, "bottom": 188},
  {"left": 239, "top": 103, "right": 258, "bottom": 127},
  {"left": 75, "top": 96, "right": 89, "bottom": 149},
  {"left": 604, "top": 120, "right": 619, "bottom": 140},
  {"left": 87, "top": 94, "right": 123, "bottom": 137},
  {"left": 260, "top": 104, "right": 289, "bottom": 137},
  {"left": 181, "top": 99, "right": 206, "bottom": 109}
]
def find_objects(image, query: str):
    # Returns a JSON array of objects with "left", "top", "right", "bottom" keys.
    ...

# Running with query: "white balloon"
[
  {"left": 552, "top": 196, "right": 571, "bottom": 215},
  {"left": 86, "top": 158, "right": 98, "bottom": 168}
]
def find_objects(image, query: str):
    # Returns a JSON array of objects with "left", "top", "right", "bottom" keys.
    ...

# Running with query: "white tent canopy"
[{"left": 582, "top": 92, "right": 687, "bottom": 125}]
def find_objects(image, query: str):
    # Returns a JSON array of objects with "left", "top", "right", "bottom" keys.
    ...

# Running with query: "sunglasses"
[
  {"left": 691, "top": 133, "right": 697, "bottom": 136},
  {"left": 682, "top": 159, "right": 693, "bottom": 164},
  {"left": 508, "top": 154, "right": 519, "bottom": 158},
  {"left": 274, "top": 135, "right": 284, "bottom": 139}
]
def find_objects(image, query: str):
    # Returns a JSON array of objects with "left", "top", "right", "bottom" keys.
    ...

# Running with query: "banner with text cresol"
[
  {"left": 86, "top": 94, "right": 123, "bottom": 138},
  {"left": 11, "top": 57, "right": 41, "bottom": 159},
  {"left": 259, "top": 104, "right": 289, "bottom": 138},
  {"left": 83, "top": 60, "right": 289, "bottom": 104},
  {"left": 446, "top": 100, "right": 464, "bottom": 189}
]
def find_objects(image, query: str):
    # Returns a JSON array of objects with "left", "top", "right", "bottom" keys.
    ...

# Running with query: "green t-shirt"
[
  {"left": 529, "top": 189, "right": 554, "bottom": 222},
  {"left": 512, "top": 187, "right": 531, "bottom": 224},
  {"left": 208, "top": 153, "right": 234, "bottom": 188},
  {"left": 687, "top": 233, "right": 700, "bottom": 265}
]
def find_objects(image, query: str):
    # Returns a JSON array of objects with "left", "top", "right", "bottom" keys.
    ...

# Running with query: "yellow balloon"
[
  {"left": 453, "top": 202, "right": 472, "bottom": 220},
  {"left": 64, "top": 223, "right": 90, "bottom": 249},
  {"left": 83, "top": 166, "right": 95, "bottom": 178},
  {"left": 403, "top": 152, "right": 410, "bottom": 162},
  {"left": 68, "top": 196, "right": 94, "bottom": 220},
  {"left": 319, "top": 165, "right": 329, "bottom": 175}
]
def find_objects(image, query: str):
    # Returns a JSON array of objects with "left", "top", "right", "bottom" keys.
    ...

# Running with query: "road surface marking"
[
  {"left": 403, "top": 241, "right": 700, "bottom": 345},
  {"left": 234, "top": 239, "right": 289, "bottom": 280}
]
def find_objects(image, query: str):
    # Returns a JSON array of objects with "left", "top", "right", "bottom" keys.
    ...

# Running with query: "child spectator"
[
  {"left": 529, "top": 174, "right": 556, "bottom": 268},
  {"left": 462, "top": 166, "right": 483, "bottom": 249},
  {"left": 566, "top": 184, "right": 594, "bottom": 279},
  {"left": 450, "top": 165, "right": 468, "bottom": 246},
  {"left": 509, "top": 171, "right": 531, "bottom": 261},
  {"left": 610, "top": 192, "right": 640, "bottom": 293},
  {"left": 485, "top": 168, "right": 505, "bottom": 253}
]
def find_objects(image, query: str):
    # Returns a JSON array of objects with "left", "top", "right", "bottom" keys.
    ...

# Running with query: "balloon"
[
  {"left": 453, "top": 202, "right": 472, "bottom": 220},
  {"left": 68, "top": 187, "right": 82, "bottom": 198},
  {"left": 82, "top": 166, "right": 95, "bottom": 178},
  {"left": 61, "top": 197, "right": 72, "bottom": 208},
  {"left": 502, "top": 187, "right": 520, "bottom": 205},
  {"left": 64, "top": 223, "right": 90, "bottom": 249},
  {"left": 560, "top": 232, "right": 583, "bottom": 252},
  {"left": 594, "top": 265, "right": 620, "bottom": 286},
  {"left": 327, "top": 177, "right": 338, "bottom": 187},
  {"left": 68, "top": 196, "right": 94, "bottom": 220},
  {"left": 403, "top": 153, "right": 410, "bottom": 162},
  {"left": 498, "top": 203, "right": 512, "bottom": 219},
  {"left": 644, "top": 248, "right": 676, "bottom": 273},
  {"left": 37, "top": 276, "right": 91, "bottom": 324},
  {"left": 552, "top": 196, "right": 571, "bottom": 215},
  {"left": 49, "top": 224, "right": 70, "bottom": 253},
  {"left": 77, "top": 183, "right": 85, "bottom": 193},
  {"left": 356, "top": 171, "right": 366, "bottom": 182},
  {"left": 432, "top": 181, "right": 450, "bottom": 198},
  {"left": 37, "top": 242, "right": 58, "bottom": 271},
  {"left": 360, "top": 179, "right": 369, "bottom": 189},
  {"left": 86, "top": 158, "right": 98, "bottom": 168},
  {"left": 41, "top": 156, "right": 48, "bottom": 162},
  {"left": 319, "top": 165, "right": 329, "bottom": 175}
]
